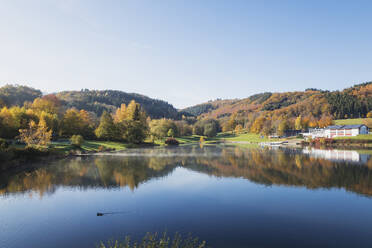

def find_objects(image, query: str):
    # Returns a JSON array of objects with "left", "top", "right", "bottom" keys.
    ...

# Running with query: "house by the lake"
[{"left": 302, "top": 124, "right": 369, "bottom": 139}]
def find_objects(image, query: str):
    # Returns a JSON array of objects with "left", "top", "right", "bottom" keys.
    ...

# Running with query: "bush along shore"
[{"left": 301, "top": 137, "right": 372, "bottom": 149}]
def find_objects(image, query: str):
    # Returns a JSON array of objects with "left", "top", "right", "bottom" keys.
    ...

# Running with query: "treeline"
[
  {"left": 0, "top": 95, "right": 150, "bottom": 146},
  {"left": 0, "top": 85, "right": 180, "bottom": 119},
  {"left": 0, "top": 84, "right": 42, "bottom": 107},
  {"left": 0, "top": 92, "right": 223, "bottom": 149},
  {"left": 181, "top": 82, "right": 372, "bottom": 135}
]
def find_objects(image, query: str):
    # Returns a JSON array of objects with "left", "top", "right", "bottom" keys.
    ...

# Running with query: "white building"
[{"left": 302, "top": 124, "right": 369, "bottom": 139}]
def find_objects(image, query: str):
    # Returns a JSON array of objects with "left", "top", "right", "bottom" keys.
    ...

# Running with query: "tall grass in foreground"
[{"left": 98, "top": 232, "right": 207, "bottom": 248}]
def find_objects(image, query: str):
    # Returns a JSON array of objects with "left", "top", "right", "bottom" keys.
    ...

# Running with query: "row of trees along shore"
[
  {"left": 2, "top": 93, "right": 372, "bottom": 149},
  {"left": 0, "top": 94, "right": 223, "bottom": 148}
]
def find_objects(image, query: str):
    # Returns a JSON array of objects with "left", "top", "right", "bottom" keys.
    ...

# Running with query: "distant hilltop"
[
  {"left": 181, "top": 82, "right": 372, "bottom": 124},
  {"left": 0, "top": 85, "right": 180, "bottom": 119}
]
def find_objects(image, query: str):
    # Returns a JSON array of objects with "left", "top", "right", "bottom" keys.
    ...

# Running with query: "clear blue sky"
[{"left": 1, "top": 0, "right": 371, "bottom": 108}]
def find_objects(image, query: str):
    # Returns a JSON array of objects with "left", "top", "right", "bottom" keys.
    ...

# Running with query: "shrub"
[
  {"left": 0, "top": 138, "right": 9, "bottom": 150},
  {"left": 70, "top": 135, "right": 84, "bottom": 147},
  {"left": 98, "top": 145, "right": 106, "bottom": 152},
  {"left": 165, "top": 137, "right": 179, "bottom": 146},
  {"left": 310, "top": 137, "right": 334, "bottom": 146}
]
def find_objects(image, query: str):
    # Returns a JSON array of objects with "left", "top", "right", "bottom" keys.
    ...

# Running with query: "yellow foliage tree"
[
  {"left": 250, "top": 116, "right": 266, "bottom": 134},
  {"left": 19, "top": 117, "right": 52, "bottom": 148},
  {"left": 295, "top": 116, "right": 302, "bottom": 130},
  {"left": 234, "top": 124, "right": 243, "bottom": 134}
]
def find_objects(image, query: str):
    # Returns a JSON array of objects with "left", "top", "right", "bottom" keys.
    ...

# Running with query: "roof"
[{"left": 326, "top": 124, "right": 367, "bottom": 129}]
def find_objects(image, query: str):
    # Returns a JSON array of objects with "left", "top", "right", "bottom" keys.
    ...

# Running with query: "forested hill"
[
  {"left": 0, "top": 85, "right": 179, "bottom": 119},
  {"left": 0, "top": 85, "right": 42, "bottom": 107},
  {"left": 181, "top": 82, "right": 372, "bottom": 129},
  {"left": 55, "top": 90, "right": 179, "bottom": 119}
]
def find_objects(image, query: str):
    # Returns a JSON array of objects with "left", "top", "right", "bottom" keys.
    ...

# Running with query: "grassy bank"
[
  {"left": 50, "top": 140, "right": 134, "bottom": 153},
  {"left": 0, "top": 140, "right": 155, "bottom": 169},
  {"left": 334, "top": 118, "right": 372, "bottom": 125},
  {"left": 215, "top": 132, "right": 280, "bottom": 143},
  {"left": 173, "top": 132, "right": 281, "bottom": 145}
]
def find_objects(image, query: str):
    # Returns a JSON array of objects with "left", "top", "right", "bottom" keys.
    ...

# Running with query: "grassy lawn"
[
  {"left": 334, "top": 118, "right": 371, "bottom": 125},
  {"left": 172, "top": 133, "right": 282, "bottom": 144},
  {"left": 50, "top": 140, "right": 131, "bottom": 153},
  {"left": 215, "top": 132, "right": 280, "bottom": 143}
]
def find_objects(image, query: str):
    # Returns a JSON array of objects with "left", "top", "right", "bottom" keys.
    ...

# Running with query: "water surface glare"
[{"left": 1, "top": 145, "right": 372, "bottom": 248}]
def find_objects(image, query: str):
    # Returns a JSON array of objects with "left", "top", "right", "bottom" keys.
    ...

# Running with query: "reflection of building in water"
[{"left": 303, "top": 148, "right": 370, "bottom": 163}]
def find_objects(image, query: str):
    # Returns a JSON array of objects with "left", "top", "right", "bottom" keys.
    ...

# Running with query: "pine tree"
[{"left": 95, "top": 111, "right": 118, "bottom": 140}]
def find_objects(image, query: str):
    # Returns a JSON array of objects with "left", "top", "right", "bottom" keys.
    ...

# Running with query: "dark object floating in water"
[{"left": 97, "top": 211, "right": 131, "bottom": 216}]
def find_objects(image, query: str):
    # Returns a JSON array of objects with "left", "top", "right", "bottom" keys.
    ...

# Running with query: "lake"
[{"left": 1, "top": 144, "right": 372, "bottom": 248}]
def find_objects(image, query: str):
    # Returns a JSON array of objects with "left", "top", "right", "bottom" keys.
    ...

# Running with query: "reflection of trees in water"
[
  {"left": 1, "top": 145, "right": 372, "bottom": 198},
  {"left": 192, "top": 147, "right": 372, "bottom": 196}
]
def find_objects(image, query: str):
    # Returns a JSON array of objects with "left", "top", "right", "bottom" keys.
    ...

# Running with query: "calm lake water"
[{"left": 1, "top": 144, "right": 372, "bottom": 248}]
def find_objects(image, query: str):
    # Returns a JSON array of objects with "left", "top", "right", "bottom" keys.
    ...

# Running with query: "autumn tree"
[
  {"left": 114, "top": 101, "right": 149, "bottom": 143},
  {"left": 0, "top": 106, "right": 35, "bottom": 138},
  {"left": 95, "top": 111, "right": 119, "bottom": 140},
  {"left": 204, "top": 122, "right": 218, "bottom": 137},
  {"left": 193, "top": 119, "right": 220, "bottom": 137},
  {"left": 31, "top": 96, "right": 60, "bottom": 115},
  {"left": 234, "top": 124, "right": 244, "bottom": 134},
  {"left": 19, "top": 117, "right": 52, "bottom": 148},
  {"left": 70, "top": 135, "right": 84, "bottom": 147},
  {"left": 149, "top": 119, "right": 178, "bottom": 140},
  {"left": 317, "top": 115, "right": 333, "bottom": 128},
  {"left": 167, "top": 128, "right": 175, "bottom": 137},
  {"left": 295, "top": 116, "right": 302, "bottom": 130},
  {"left": 250, "top": 116, "right": 266, "bottom": 134},
  {"left": 175, "top": 121, "right": 192, "bottom": 136},
  {"left": 60, "top": 108, "right": 94, "bottom": 138},
  {"left": 277, "top": 119, "right": 289, "bottom": 136},
  {"left": 363, "top": 118, "right": 372, "bottom": 129},
  {"left": 223, "top": 112, "right": 237, "bottom": 132}
]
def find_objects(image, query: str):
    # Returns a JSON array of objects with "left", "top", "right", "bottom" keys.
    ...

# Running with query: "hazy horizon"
[{"left": 1, "top": 0, "right": 372, "bottom": 108}]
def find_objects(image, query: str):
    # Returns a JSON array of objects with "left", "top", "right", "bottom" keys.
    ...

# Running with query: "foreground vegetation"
[{"left": 99, "top": 232, "right": 206, "bottom": 248}]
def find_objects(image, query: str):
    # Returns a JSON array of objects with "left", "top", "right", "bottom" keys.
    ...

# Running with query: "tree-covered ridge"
[
  {"left": 0, "top": 85, "right": 180, "bottom": 119},
  {"left": 180, "top": 99, "right": 238, "bottom": 117},
  {"left": 181, "top": 82, "right": 372, "bottom": 134},
  {"left": 0, "top": 84, "right": 42, "bottom": 107},
  {"left": 56, "top": 89, "right": 179, "bottom": 119}
]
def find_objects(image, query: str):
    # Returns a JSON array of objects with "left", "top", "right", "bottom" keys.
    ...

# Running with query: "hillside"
[
  {"left": 0, "top": 85, "right": 180, "bottom": 119},
  {"left": 0, "top": 84, "right": 42, "bottom": 107},
  {"left": 55, "top": 90, "right": 179, "bottom": 119},
  {"left": 181, "top": 82, "right": 372, "bottom": 132}
]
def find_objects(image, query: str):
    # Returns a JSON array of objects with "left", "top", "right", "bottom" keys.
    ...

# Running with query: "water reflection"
[
  {"left": 303, "top": 147, "right": 370, "bottom": 163},
  {"left": 1, "top": 145, "right": 372, "bottom": 198}
]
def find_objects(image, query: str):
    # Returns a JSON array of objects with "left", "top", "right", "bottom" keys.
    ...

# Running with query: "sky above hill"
[{"left": 1, "top": 0, "right": 372, "bottom": 108}]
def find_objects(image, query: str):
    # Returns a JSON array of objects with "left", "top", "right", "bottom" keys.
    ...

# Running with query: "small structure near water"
[{"left": 302, "top": 124, "right": 369, "bottom": 139}]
